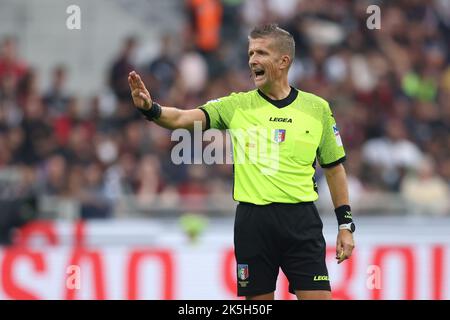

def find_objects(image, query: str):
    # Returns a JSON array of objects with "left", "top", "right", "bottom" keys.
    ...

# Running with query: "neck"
[{"left": 259, "top": 78, "right": 291, "bottom": 100}]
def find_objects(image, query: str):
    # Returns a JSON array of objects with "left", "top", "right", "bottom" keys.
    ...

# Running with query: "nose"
[{"left": 248, "top": 54, "right": 258, "bottom": 67}]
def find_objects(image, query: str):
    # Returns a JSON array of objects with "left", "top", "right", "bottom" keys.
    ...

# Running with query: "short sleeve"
[
  {"left": 198, "top": 93, "right": 238, "bottom": 130},
  {"left": 317, "top": 103, "right": 346, "bottom": 168}
]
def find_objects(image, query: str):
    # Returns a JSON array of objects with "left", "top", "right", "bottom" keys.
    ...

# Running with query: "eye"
[{"left": 257, "top": 50, "right": 267, "bottom": 56}]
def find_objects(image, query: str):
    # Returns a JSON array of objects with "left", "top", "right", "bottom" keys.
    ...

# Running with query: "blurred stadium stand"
[
  {"left": 0, "top": 0, "right": 182, "bottom": 96},
  {"left": 0, "top": 0, "right": 449, "bottom": 227}
]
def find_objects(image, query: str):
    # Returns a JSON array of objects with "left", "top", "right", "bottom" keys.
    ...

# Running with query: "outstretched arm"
[
  {"left": 128, "top": 71, "right": 206, "bottom": 130},
  {"left": 323, "top": 164, "right": 355, "bottom": 264}
]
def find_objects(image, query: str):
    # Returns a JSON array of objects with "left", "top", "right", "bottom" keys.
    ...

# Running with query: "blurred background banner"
[
  {"left": 0, "top": 0, "right": 449, "bottom": 299},
  {"left": 1, "top": 219, "right": 450, "bottom": 300}
]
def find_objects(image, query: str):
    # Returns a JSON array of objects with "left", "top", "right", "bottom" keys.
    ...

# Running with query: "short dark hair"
[{"left": 249, "top": 23, "right": 295, "bottom": 63}]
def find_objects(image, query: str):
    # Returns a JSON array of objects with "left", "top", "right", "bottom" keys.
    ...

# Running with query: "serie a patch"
[{"left": 333, "top": 124, "right": 343, "bottom": 147}]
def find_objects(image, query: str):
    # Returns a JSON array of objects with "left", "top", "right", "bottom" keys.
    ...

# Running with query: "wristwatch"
[{"left": 339, "top": 222, "right": 356, "bottom": 233}]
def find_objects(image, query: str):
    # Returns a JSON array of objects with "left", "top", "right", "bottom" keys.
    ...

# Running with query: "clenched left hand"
[{"left": 336, "top": 230, "right": 355, "bottom": 264}]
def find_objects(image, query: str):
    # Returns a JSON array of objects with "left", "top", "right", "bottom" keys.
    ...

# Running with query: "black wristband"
[
  {"left": 138, "top": 102, "right": 162, "bottom": 121},
  {"left": 335, "top": 205, "right": 353, "bottom": 225}
]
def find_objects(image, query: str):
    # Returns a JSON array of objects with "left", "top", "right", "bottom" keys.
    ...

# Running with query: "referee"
[{"left": 128, "top": 24, "right": 355, "bottom": 300}]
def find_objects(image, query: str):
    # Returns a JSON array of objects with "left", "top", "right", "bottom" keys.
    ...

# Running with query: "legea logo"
[{"left": 269, "top": 117, "right": 292, "bottom": 123}]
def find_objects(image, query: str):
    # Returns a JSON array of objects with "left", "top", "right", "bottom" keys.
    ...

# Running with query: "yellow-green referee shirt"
[{"left": 199, "top": 87, "right": 346, "bottom": 205}]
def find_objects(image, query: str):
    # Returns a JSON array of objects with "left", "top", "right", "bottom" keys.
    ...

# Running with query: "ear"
[{"left": 279, "top": 54, "right": 291, "bottom": 70}]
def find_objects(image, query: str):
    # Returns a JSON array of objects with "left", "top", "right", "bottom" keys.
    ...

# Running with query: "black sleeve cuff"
[
  {"left": 199, "top": 107, "right": 210, "bottom": 131},
  {"left": 320, "top": 156, "right": 346, "bottom": 168}
]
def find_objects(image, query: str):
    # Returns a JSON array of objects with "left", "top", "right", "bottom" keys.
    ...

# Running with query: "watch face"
[{"left": 350, "top": 223, "right": 356, "bottom": 233}]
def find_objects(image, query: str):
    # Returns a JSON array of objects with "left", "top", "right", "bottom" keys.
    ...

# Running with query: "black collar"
[{"left": 257, "top": 86, "right": 298, "bottom": 108}]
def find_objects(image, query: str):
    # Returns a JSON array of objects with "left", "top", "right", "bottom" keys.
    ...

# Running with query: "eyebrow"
[{"left": 248, "top": 48, "right": 269, "bottom": 55}]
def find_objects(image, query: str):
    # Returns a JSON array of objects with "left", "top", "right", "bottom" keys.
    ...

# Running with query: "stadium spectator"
[
  {"left": 43, "top": 65, "right": 71, "bottom": 117},
  {"left": 17, "top": 94, "right": 55, "bottom": 165},
  {"left": 109, "top": 36, "right": 137, "bottom": 103},
  {"left": 40, "top": 154, "right": 68, "bottom": 196},
  {"left": 135, "top": 154, "right": 163, "bottom": 208},
  {"left": 186, "top": 0, "right": 223, "bottom": 53},
  {"left": 80, "top": 162, "right": 112, "bottom": 219},
  {"left": 401, "top": 157, "right": 450, "bottom": 216},
  {"left": 146, "top": 34, "right": 178, "bottom": 102},
  {"left": 362, "top": 119, "right": 424, "bottom": 191},
  {"left": 0, "top": 37, "right": 27, "bottom": 87}
]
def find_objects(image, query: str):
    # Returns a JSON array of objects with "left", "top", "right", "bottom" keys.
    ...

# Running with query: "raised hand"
[{"left": 128, "top": 71, "right": 152, "bottom": 110}]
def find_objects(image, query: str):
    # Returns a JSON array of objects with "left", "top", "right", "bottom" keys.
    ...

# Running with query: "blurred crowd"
[{"left": 0, "top": 0, "right": 449, "bottom": 219}]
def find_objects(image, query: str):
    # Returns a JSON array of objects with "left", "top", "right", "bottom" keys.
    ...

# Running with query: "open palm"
[{"left": 128, "top": 71, "right": 152, "bottom": 110}]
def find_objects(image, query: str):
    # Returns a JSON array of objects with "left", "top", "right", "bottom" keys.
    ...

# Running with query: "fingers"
[
  {"left": 344, "top": 243, "right": 354, "bottom": 259},
  {"left": 336, "top": 241, "right": 341, "bottom": 259},
  {"left": 135, "top": 88, "right": 149, "bottom": 101},
  {"left": 129, "top": 71, "right": 138, "bottom": 89},
  {"left": 136, "top": 74, "right": 146, "bottom": 90},
  {"left": 337, "top": 249, "right": 345, "bottom": 264},
  {"left": 128, "top": 71, "right": 152, "bottom": 109},
  {"left": 336, "top": 243, "right": 345, "bottom": 264},
  {"left": 337, "top": 242, "right": 354, "bottom": 264},
  {"left": 131, "top": 89, "right": 150, "bottom": 108},
  {"left": 128, "top": 71, "right": 138, "bottom": 89},
  {"left": 128, "top": 71, "right": 145, "bottom": 90},
  {"left": 336, "top": 233, "right": 354, "bottom": 264},
  {"left": 336, "top": 238, "right": 343, "bottom": 260},
  {"left": 139, "top": 92, "right": 150, "bottom": 108},
  {"left": 132, "top": 89, "right": 144, "bottom": 99},
  {"left": 128, "top": 74, "right": 134, "bottom": 91}
]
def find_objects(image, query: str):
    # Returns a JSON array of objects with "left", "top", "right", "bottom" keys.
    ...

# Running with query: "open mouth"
[{"left": 253, "top": 69, "right": 265, "bottom": 80}]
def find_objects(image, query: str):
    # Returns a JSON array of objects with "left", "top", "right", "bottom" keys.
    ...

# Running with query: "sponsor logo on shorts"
[{"left": 313, "top": 275, "right": 329, "bottom": 281}]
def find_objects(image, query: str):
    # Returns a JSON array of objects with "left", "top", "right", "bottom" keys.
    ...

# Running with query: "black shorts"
[{"left": 234, "top": 202, "right": 330, "bottom": 297}]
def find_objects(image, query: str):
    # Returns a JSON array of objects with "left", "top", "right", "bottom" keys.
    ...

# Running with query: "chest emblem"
[{"left": 273, "top": 129, "right": 286, "bottom": 143}]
